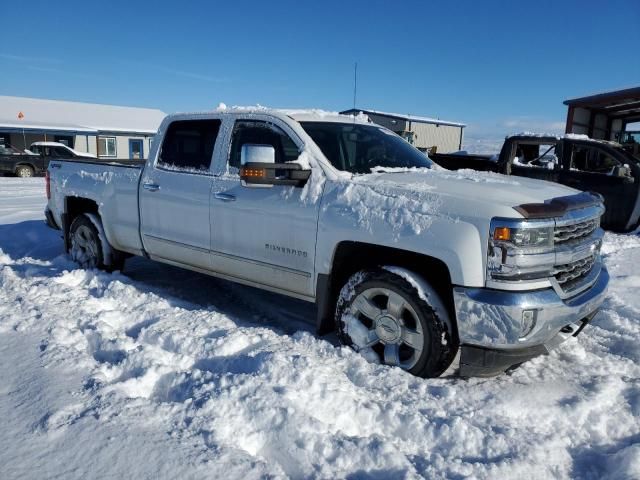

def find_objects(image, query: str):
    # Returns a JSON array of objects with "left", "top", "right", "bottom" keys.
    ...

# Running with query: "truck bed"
[
  {"left": 50, "top": 158, "right": 146, "bottom": 168},
  {"left": 47, "top": 158, "right": 145, "bottom": 255}
]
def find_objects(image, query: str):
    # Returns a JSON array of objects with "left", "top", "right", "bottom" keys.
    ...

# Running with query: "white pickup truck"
[{"left": 45, "top": 109, "right": 609, "bottom": 377}]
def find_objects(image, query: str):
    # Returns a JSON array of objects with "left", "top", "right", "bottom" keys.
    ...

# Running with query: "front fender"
[{"left": 316, "top": 181, "right": 487, "bottom": 288}]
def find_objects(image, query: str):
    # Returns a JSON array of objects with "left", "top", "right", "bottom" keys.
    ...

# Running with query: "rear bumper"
[{"left": 453, "top": 266, "right": 608, "bottom": 376}]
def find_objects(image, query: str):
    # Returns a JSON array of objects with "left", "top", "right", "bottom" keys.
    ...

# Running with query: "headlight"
[
  {"left": 493, "top": 225, "right": 553, "bottom": 248},
  {"left": 488, "top": 218, "right": 555, "bottom": 284}
]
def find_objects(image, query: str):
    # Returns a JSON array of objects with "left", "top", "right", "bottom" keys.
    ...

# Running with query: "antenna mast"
[{"left": 352, "top": 62, "right": 358, "bottom": 111}]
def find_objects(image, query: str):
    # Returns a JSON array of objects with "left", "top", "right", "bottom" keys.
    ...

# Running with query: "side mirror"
[
  {"left": 240, "top": 162, "right": 311, "bottom": 188},
  {"left": 239, "top": 143, "right": 311, "bottom": 188},
  {"left": 241, "top": 144, "right": 275, "bottom": 166}
]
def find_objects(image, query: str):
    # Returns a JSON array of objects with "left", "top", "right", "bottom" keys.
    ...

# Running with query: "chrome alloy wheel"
[
  {"left": 349, "top": 287, "right": 425, "bottom": 370},
  {"left": 71, "top": 224, "right": 99, "bottom": 268}
]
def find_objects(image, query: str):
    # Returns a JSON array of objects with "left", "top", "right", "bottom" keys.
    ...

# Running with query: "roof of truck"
[
  {"left": 31, "top": 141, "right": 73, "bottom": 147},
  {"left": 340, "top": 108, "right": 467, "bottom": 128},
  {"left": 506, "top": 132, "right": 625, "bottom": 148},
  {"left": 168, "top": 106, "right": 373, "bottom": 125}
]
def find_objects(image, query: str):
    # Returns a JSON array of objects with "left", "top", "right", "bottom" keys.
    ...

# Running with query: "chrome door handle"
[
  {"left": 214, "top": 192, "right": 236, "bottom": 202},
  {"left": 143, "top": 183, "right": 160, "bottom": 192}
]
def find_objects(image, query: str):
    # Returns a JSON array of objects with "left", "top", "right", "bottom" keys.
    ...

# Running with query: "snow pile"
[
  {"left": 0, "top": 178, "right": 639, "bottom": 479},
  {"left": 290, "top": 148, "right": 325, "bottom": 204}
]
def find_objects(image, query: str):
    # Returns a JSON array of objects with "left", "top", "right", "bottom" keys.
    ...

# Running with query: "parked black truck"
[
  {"left": 0, "top": 142, "right": 94, "bottom": 177},
  {"left": 430, "top": 134, "right": 640, "bottom": 232},
  {"left": 0, "top": 144, "right": 43, "bottom": 177}
]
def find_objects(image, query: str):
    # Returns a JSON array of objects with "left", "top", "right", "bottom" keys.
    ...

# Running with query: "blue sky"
[{"left": 1, "top": 0, "right": 638, "bottom": 139}]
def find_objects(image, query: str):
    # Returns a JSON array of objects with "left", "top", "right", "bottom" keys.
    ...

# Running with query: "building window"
[
  {"left": 54, "top": 135, "right": 74, "bottom": 147},
  {"left": 98, "top": 137, "right": 117, "bottom": 157}
]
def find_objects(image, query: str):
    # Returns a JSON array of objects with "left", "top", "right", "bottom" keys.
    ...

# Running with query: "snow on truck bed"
[{"left": 1, "top": 178, "right": 639, "bottom": 479}]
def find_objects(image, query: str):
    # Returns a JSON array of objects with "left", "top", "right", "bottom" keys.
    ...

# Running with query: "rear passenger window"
[
  {"left": 570, "top": 145, "right": 620, "bottom": 174},
  {"left": 158, "top": 119, "right": 221, "bottom": 172},
  {"left": 53, "top": 147, "right": 71, "bottom": 157},
  {"left": 229, "top": 120, "right": 300, "bottom": 169}
]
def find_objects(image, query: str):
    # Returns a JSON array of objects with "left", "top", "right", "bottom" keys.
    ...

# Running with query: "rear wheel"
[
  {"left": 335, "top": 269, "right": 456, "bottom": 377},
  {"left": 69, "top": 214, "right": 125, "bottom": 272},
  {"left": 15, "top": 165, "right": 34, "bottom": 177}
]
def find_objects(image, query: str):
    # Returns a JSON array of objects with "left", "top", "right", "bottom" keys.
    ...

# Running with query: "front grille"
[
  {"left": 554, "top": 218, "right": 599, "bottom": 244},
  {"left": 553, "top": 255, "right": 596, "bottom": 288}
]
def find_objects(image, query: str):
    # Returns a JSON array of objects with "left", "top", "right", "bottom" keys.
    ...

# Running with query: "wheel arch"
[
  {"left": 62, "top": 196, "right": 100, "bottom": 252},
  {"left": 14, "top": 162, "right": 36, "bottom": 174},
  {"left": 316, "top": 241, "right": 457, "bottom": 339}
]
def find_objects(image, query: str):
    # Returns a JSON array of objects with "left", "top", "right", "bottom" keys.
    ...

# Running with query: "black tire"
[
  {"left": 69, "top": 214, "right": 125, "bottom": 272},
  {"left": 15, "top": 165, "right": 34, "bottom": 178},
  {"left": 335, "top": 269, "right": 456, "bottom": 378}
]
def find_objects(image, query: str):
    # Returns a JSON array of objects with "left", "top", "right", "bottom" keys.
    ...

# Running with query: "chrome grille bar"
[
  {"left": 552, "top": 255, "right": 596, "bottom": 285},
  {"left": 554, "top": 218, "right": 599, "bottom": 244}
]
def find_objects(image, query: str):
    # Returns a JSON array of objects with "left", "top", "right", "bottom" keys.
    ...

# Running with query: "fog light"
[{"left": 521, "top": 309, "right": 537, "bottom": 338}]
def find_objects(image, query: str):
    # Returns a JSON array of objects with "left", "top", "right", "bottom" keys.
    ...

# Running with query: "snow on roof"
[
  {"left": 506, "top": 131, "right": 624, "bottom": 147},
  {"left": 31, "top": 141, "right": 73, "bottom": 146},
  {"left": 282, "top": 108, "right": 370, "bottom": 124},
  {"left": 211, "top": 104, "right": 371, "bottom": 124},
  {"left": 0, "top": 96, "right": 166, "bottom": 134},
  {"left": 340, "top": 108, "right": 466, "bottom": 128}
]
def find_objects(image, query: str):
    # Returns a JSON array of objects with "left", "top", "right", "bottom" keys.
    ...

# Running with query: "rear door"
[
  {"left": 209, "top": 116, "right": 321, "bottom": 298},
  {"left": 139, "top": 118, "right": 222, "bottom": 268}
]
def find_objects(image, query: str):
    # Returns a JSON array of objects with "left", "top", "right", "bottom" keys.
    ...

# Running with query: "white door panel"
[
  {"left": 140, "top": 170, "right": 213, "bottom": 268},
  {"left": 139, "top": 118, "right": 222, "bottom": 269},
  {"left": 210, "top": 176, "right": 320, "bottom": 296}
]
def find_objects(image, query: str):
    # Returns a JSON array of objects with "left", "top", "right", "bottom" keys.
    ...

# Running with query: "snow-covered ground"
[{"left": 1, "top": 177, "right": 639, "bottom": 479}]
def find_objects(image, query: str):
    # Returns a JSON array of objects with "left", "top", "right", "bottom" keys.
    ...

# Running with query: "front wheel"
[{"left": 335, "top": 269, "right": 456, "bottom": 377}]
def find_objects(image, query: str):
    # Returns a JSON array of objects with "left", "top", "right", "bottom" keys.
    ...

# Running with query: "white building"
[
  {"left": 340, "top": 108, "right": 466, "bottom": 153},
  {"left": 0, "top": 96, "right": 166, "bottom": 159}
]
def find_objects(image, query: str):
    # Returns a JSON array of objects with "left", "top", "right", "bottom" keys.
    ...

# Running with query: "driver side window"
[
  {"left": 590, "top": 149, "right": 620, "bottom": 174},
  {"left": 513, "top": 143, "right": 558, "bottom": 170},
  {"left": 229, "top": 120, "right": 299, "bottom": 170}
]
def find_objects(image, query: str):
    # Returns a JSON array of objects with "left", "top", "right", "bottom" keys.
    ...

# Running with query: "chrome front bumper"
[{"left": 453, "top": 265, "right": 609, "bottom": 350}]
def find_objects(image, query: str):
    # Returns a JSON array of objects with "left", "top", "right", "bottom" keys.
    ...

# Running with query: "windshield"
[
  {"left": 0, "top": 144, "right": 22, "bottom": 155},
  {"left": 300, "top": 122, "right": 433, "bottom": 174}
]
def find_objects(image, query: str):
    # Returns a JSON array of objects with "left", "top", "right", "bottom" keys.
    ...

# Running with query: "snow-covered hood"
[{"left": 354, "top": 168, "right": 579, "bottom": 220}]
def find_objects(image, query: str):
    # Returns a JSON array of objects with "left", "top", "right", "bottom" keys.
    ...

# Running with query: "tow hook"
[{"left": 571, "top": 310, "right": 599, "bottom": 337}]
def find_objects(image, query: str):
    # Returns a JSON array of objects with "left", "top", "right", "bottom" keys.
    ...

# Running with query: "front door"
[
  {"left": 140, "top": 118, "right": 222, "bottom": 268},
  {"left": 129, "top": 139, "right": 144, "bottom": 160},
  {"left": 210, "top": 117, "right": 321, "bottom": 298},
  {"left": 510, "top": 141, "right": 562, "bottom": 183},
  {"left": 559, "top": 142, "right": 637, "bottom": 230}
]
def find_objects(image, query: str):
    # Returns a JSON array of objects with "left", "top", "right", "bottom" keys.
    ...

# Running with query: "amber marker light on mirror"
[{"left": 240, "top": 167, "right": 266, "bottom": 178}]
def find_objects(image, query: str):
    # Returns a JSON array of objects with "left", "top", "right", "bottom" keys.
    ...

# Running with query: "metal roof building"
[
  {"left": 0, "top": 96, "right": 166, "bottom": 159},
  {"left": 564, "top": 87, "right": 640, "bottom": 141},
  {"left": 340, "top": 108, "right": 466, "bottom": 153}
]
